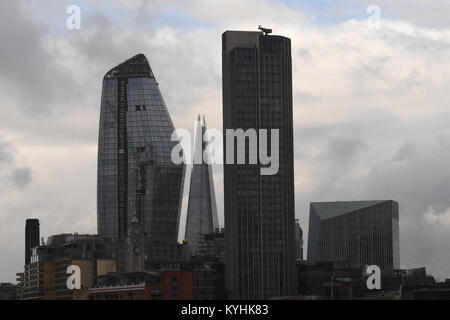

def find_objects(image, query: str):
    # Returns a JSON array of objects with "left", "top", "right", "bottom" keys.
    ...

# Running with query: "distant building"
[
  {"left": 295, "top": 220, "right": 304, "bottom": 260},
  {"left": 307, "top": 200, "right": 400, "bottom": 270},
  {"left": 185, "top": 115, "right": 219, "bottom": 255},
  {"left": 0, "top": 283, "right": 18, "bottom": 300},
  {"left": 17, "top": 233, "right": 117, "bottom": 300},
  {"left": 400, "top": 281, "right": 450, "bottom": 300},
  {"left": 196, "top": 230, "right": 225, "bottom": 261},
  {"left": 88, "top": 269, "right": 194, "bottom": 300},
  {"left": 296, "top": 261, "right": 441, "bottom": 300},
  {"left": 193, "top": 231, "right": 226, "bottom": 300},
  {"left": 297, "top": 261, "right": 362, "bottom": 300},
  {"left": 223, "top": 29, "right": 296, "bottom": 299},
  {"left": 25, "top": 219, "right": 39, "bottom": 265}
]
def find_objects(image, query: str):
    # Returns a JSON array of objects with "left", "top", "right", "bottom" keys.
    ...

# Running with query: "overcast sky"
[{"left": 1, "top": 0, "right": 450, "bottom": 283}]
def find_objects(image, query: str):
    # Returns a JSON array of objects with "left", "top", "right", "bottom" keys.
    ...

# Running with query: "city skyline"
[{"left": 2, "top": 0, "right": 450, "bottom": 284}]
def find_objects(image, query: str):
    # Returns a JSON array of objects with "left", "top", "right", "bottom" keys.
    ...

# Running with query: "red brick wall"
[{"left": 161, "top": 271, "right": 194, "bottom": 300}]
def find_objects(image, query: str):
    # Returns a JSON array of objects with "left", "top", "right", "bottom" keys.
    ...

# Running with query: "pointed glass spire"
[{"left": 185, "top": 115, "right": 219, "bottom": 255}]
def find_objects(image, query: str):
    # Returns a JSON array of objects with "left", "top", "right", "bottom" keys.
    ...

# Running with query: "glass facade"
[
  {"left": 185, "top": 116, "right": 219, "bottom": 255},
  {"left": 307, "top": 200, "right": 400, "bottom": 270},
  {"left": 222, "top": 31, "right": 296, "bottom": 299},
  {"left": 97, "top": 54, "right": 185, "bottom": 243}
]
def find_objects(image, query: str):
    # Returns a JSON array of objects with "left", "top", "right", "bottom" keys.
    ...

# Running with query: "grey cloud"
[
  {"left": 0, "top": 139, "right": 32, "bottom": 190},
  {"left": 392, "top": 141, "right": 415, "bottom": 162},
  {"left": 328, "top": 137, "right": 365, "bottom": 159},
  {"left": 12, "top": 167, "right": 32, "bottom": 189},
  {"left": 0, "top": 142, "right": 13, "bottom": 164},
  {"left": 0, "top": 1, "right": 90, "bottom": 117}
]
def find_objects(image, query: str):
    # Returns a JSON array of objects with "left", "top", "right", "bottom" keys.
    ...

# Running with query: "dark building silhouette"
[
  {"left": 307, "top": 200, "right": 400, "bottom": 270},
  {"left": 25, "top": 219, "right": 39, "bottom": 265},
  {"left": 97, "top": 53, "right": 185, "bottom": 242},
  {"left": 193, "top": 231, "right": 226, "bottom": 300},
  {"left": 185, "top": 115, "right": 219, "bottom": 255},
  {"left": 222, "top": 30, "right": 296, "bottom": 299},
  {"left": 295, "top": 220, "right": 304, "bottom": 260},
  {"left": 0, "top": 283, "right": 18, "bottom": 300}
]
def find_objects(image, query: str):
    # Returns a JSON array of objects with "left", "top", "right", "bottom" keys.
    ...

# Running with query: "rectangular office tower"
[
  {"left": 222, "top": 30, "right": 296, "bottom": 299},
  {"left": 97, "top": 54, "right": 185, "bottom": 242},
  {"left": 307, "top": 200, "right": 400, "bottom": 270}
]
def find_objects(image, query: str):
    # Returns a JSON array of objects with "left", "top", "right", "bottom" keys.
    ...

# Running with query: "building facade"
[
  {"left": 0, "top": 283, "right": 18, "bottom": 300},
  {"left": 25, "top": 219, "right": 39, "bottom": 265},
  {"left": 193, "top": 231, "right": 226, "bottom": 300},
  {"left": 185, "top": 115, "right": 219, "bottom": 255},
  {"left": 307, "top": 200, "right": 400, "bottom": 270},
  {"left": 17, "top": 233, "right": 117, "bottom": 300},
  {"left": 222, "top": 30, "right": 296, "bottom": 299},
  {"left": 88, "top": 269, "right": 194, "bottom": 300},
  {"left": 97, "top": 53, "right": 185, "bottom": 242},
  {"left": 295, "top": 220, "right": 304, "bottom": 261}
]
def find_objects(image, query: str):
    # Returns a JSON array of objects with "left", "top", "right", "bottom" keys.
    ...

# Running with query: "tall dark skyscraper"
[
  {"left": 25, "top": 219, "right": 39, "bottom": 265},
  {"left": 185, "top": 115, "right": 219, "bottom": 255},
  {"left": 222, "top": 30, "right": 296, "bottom": 299},
  {"left": 97, "top": 54, "right": 185, "bottom": 243},
  {"left": 307, "top": 200, "right": 400, "bottom": 270}
]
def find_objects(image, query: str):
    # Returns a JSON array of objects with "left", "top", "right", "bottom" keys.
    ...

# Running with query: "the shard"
[
  {"left": 97, "top": 53, "right": 185, "bottom": 243},
  {"left": 185, "top": 115, "right": 219, "bottom": 255}
]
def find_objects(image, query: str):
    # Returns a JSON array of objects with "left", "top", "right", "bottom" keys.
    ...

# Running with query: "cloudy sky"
[{"left": 1, "top": 0, "right": 450, "bottom": 282}]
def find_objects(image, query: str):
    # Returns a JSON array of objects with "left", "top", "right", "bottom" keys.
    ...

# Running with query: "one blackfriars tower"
[
  {"left": 97, "top": 54, "right": 185, "bottom": 243},
  {"left": 222, "top": 29, "right": 296, "bottom": 299}
]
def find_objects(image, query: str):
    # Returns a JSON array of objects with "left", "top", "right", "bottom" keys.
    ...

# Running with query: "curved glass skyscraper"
[{"left": 97, "top": 54, "right": 185, "bottom": 243}]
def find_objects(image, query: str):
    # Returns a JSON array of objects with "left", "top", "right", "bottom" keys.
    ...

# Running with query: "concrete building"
[
  {"left": 17, "top": 233, "right": 117, "bottom": 300},
  {"left": 222, "top": 29, "right": 296, "bottom": 299}
]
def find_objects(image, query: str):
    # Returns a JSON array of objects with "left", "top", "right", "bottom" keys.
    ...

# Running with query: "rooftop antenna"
[{"left": 258, "top": 25, "right": 272, "bottom": 35}]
